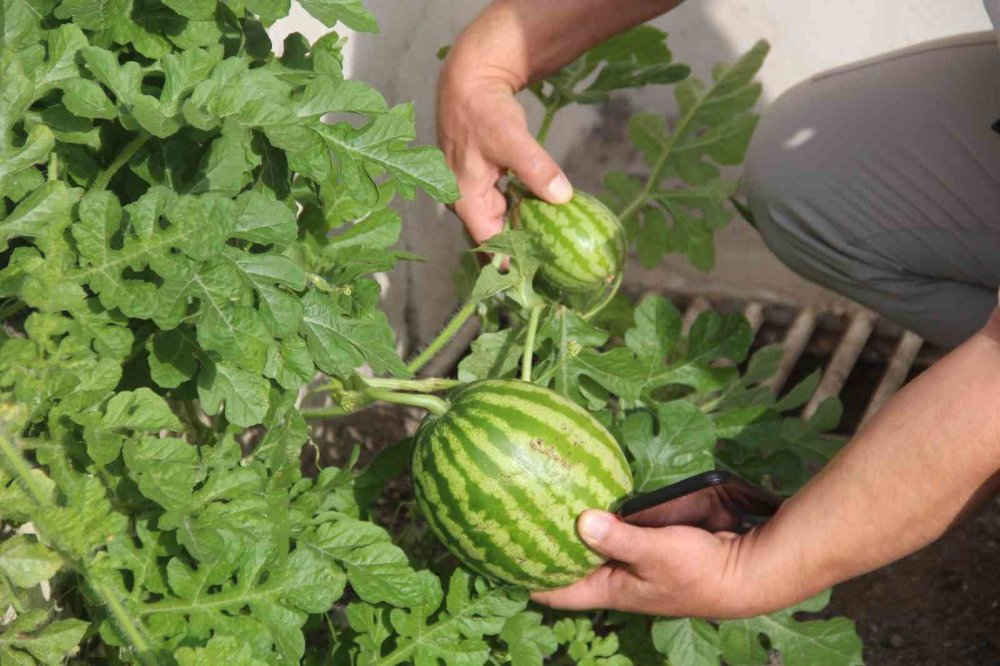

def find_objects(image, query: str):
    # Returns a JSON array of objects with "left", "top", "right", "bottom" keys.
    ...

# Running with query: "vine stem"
[
  {"left": 406, "top": 300, "right": 477, "bottom": 375},
  {"left": 520, "top": 306, "right": 543, "bottom": 382},
  {"left": 582, "top": 271, "right": 623, "bottom": 320},
  {"left": 176, "top": 401, "right": 211, "bottom": 444},
  {"left": 555, "top": 309, "right": 570, "bottom": 396},
  {"left": 535, "top": 105, "right": 557, "bottom": 146},
  {"left": 301, "top": 405, "right": 351, "bottom": 421},
  {"left": 617, "top": 105, "right": 698, "bottom": 222},
  {"left": 0, "top": 435, "right": 155, "bottom": 664},
  {"left": 92, "top": 132, "right": 150, "bottom": 190},
  {"left": 90, "top": 576, "right": 154, "bottom": 664},
  {"left": 306, "top": 376, "right": 460, "bottom": 400},
  {"left": 362, "top": 377, "right": 462, "bottom": 393},
  {"left": 363, "top": 389, "right": 449, "bottom": 417},
  {"left": 0, "top": 434, "right": 50, "bottom": 505}
]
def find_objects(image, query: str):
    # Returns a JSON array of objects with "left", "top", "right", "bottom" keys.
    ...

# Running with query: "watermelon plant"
[{"left": 0, "top": 2, "right": 864, "bottom": 665}]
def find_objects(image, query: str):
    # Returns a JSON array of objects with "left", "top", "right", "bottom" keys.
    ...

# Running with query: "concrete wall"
[{"left": 269, "top": 1, "right": 994, "bottom": 349}]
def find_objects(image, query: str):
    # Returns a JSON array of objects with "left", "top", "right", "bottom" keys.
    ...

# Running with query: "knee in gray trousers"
[{"left": 743, "top": 32, "right": 1000, "bottom": 349}]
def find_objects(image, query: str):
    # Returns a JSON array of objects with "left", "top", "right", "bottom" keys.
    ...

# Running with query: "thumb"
[
  {"left": 492, "top": 128, "right": 573, "bottom": 205},
  {"left": 577, "top": 510, "right": 655, "bottom": 564}
]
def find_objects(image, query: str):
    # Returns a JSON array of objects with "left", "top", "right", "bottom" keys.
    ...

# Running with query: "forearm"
[
  {"left": 443, "top": 0, "right": 681, "bottom": 91},
  {"left": 736, "top": 310, "right": 1000, "bottom": 615}
]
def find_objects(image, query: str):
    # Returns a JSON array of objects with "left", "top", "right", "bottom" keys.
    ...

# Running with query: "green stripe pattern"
[
  {"left": 514, "top": 191, "right": 625, "bottom": 293},
  {"left": 411, "top": 379, "right": 634, "bottom": 589}
]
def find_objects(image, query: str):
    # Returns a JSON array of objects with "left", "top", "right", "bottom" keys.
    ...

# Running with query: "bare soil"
[{"left": 826, "top": 497, "right": 1000, "bottom": 665}]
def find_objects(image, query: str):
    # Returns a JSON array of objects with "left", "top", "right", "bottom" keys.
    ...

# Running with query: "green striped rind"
[
  {"left": 411, "top": 379, "right": 634, "bottom": 589},
  {"left": 514, "top": 191, "right": 626, "bottom": 293}
]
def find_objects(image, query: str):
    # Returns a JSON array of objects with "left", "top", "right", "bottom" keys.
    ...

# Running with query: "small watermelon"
[{"left": 512, "top": 190, "right": 626, "bottom": 295}]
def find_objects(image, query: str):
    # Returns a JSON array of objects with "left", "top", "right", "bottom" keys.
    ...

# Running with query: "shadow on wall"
[
  {"left": 347, "top": 1, "right": 741, "bottom": 352},
  {"left": 348, "top": 1, "right": 489, "bottom": 355}
]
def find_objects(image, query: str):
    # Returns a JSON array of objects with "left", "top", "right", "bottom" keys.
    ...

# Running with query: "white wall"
[
  {"left": 268, "top": 1, "right": 994, "bottom": 348},
  {"left": 648, "top": 0, "right": 992, "bottom": 101}
]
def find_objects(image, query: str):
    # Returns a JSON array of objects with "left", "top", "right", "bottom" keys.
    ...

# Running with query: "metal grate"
[{"left": 667, "top": 289, "right": 944, "bottom": 434}]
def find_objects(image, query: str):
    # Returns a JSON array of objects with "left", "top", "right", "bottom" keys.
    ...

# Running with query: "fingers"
[
  {"left": 454, "top": 182, "right": 507, "bottom": 244},
  {"left": 437, "top": 82, "right": 570, "bottom": 242},
  {"left": 577, "top": 510, "right": 657, "bottom": 564},
  {"left": 488, "top": 127, "right": 573, "bottom": 204},
  {"left": 531, "top": 566, "right": 619, "bottom": 610}
]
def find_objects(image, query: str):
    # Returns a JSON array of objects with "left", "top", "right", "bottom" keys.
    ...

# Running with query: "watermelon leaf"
[
  {"left": 500, "top": 612, "right": 559, "bottom": 666},
  {"left": 622, "top": 400, "right": 716, "bottom": 492},
  {"left": 719, "top": 591, "right": 864, "bottom": 666},
  {"left": 652, "top": 617, "right": 722, "bottom": 666},
  {"left": 353, "top": 570, "right": 527, "bottom": 664}
]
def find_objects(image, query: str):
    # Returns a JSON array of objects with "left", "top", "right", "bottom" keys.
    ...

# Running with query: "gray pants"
[{"left": 745, "top": 32, "right": 1000, "bottom": 349}]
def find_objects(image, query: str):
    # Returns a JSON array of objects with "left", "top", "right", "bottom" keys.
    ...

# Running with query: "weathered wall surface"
[{"left": 269, "top": 1, "right": 993, "bottom": 349}]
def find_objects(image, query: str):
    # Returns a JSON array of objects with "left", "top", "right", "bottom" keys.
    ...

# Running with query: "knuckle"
[{"left": 514, "top": 147, "right": 558, "bottom": 182}]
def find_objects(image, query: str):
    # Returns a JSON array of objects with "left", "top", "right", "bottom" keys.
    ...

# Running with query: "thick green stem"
[
  {"left": 362, "top": 377, "right": 462, "bottom": 393},
  {"left": 303, "top": 377, "right": 346, "bottom": 400},
  {"left": 364, "top": 389, "right": 449, "bottom": 417},
  {"left": 617, "top": 106, "right": 699, "bottom": 222},
  {"left": 301, "top": 405, "right": 352, "bottom": 421},
  {"left": 520, "top": 306, "right": 543, "bottom": 382},
  {"left": 0, "top": 434, "right": 50, "bottom": 505},
  {"left": 90, "top": 576, "right": 155, "bottom": 664},
  {"left": 0, "top": 435, "right": 155, "bottom": 663},
  {"left": 582, "top": 271, "right": 623, "bottom": 320},
  {"left": 47, "top": 152, "right": 58, "bottom": 182},
  {"left": 555, "top": 309, "right": 570, "bottom": 396},
  {"left": 302, "top": 377, "right": 460, "bottom": 420},
  {"left": 535, "top": 106, "right": 557, "bottom": 146},
  {"left": 406, "top": 300, "right": 477, "bottom": 375},
  {"left": 92, "top": 132, "right": 150, "bottom": 190}
]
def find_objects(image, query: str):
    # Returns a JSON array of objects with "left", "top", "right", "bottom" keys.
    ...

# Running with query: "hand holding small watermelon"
[
  {"left": 437, "top": 0, "right": 673, "bottom": 243},
  {"left": 437, "top": 55, "right": 572, "bottom": 245},
  {"left": 531, "top": 511, "right": 765, "bottom": 619}
]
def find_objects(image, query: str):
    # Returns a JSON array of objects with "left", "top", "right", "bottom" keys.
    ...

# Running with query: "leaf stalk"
[
  {"left": 535, "top": 106, "right": 557, "bottom": 146},
  {"left": 617, "top": 106, "right": 699, "bottom": 222},
  {"left": 520, "top": 305, "right": 544, "bottom": 382},
  {"left": 363, "top": 389, "right": 449, "bottom": 418},
  {"left": 92, "top": 132, "right": 151, "bottom": 190},
  {"left": 406, "top": 300, "right": 477, "bottom": 375},
  {"left": 0, "top": 433, "right": 50, "bottom": 506},
  {"left": 582, "top": 271, "right": 623, "bottom": 320},
  {"left": 362, "top": 376, "right": 462, "bottom": 393}
]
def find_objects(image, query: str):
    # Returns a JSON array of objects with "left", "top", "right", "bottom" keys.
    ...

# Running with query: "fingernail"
[
  {"left": 547, "top": 174, "right": 573, "bottom": 203},
  {"left": 578, "top": 511, "right": 613, "bottom": 543}
]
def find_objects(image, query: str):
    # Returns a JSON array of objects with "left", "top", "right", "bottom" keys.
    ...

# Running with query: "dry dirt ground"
[{"left": 827, "top": 497, "right": 1000, "bottom": 665}]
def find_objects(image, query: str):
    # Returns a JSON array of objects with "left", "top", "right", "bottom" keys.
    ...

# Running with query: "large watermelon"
[
  {"left": 512, "top": 189, "right": 626, "bottom": 294},
  {"left": 411, "top": 379, "right": 634, "bottom": 589}
]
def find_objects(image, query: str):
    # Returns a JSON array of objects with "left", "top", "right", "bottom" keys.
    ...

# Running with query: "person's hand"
[
  {"left": 532, "top": 510, "right": 766, "bottom": 619},
  {"left": 437, "top": 60, "right": 573, "bottom": 244}
]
